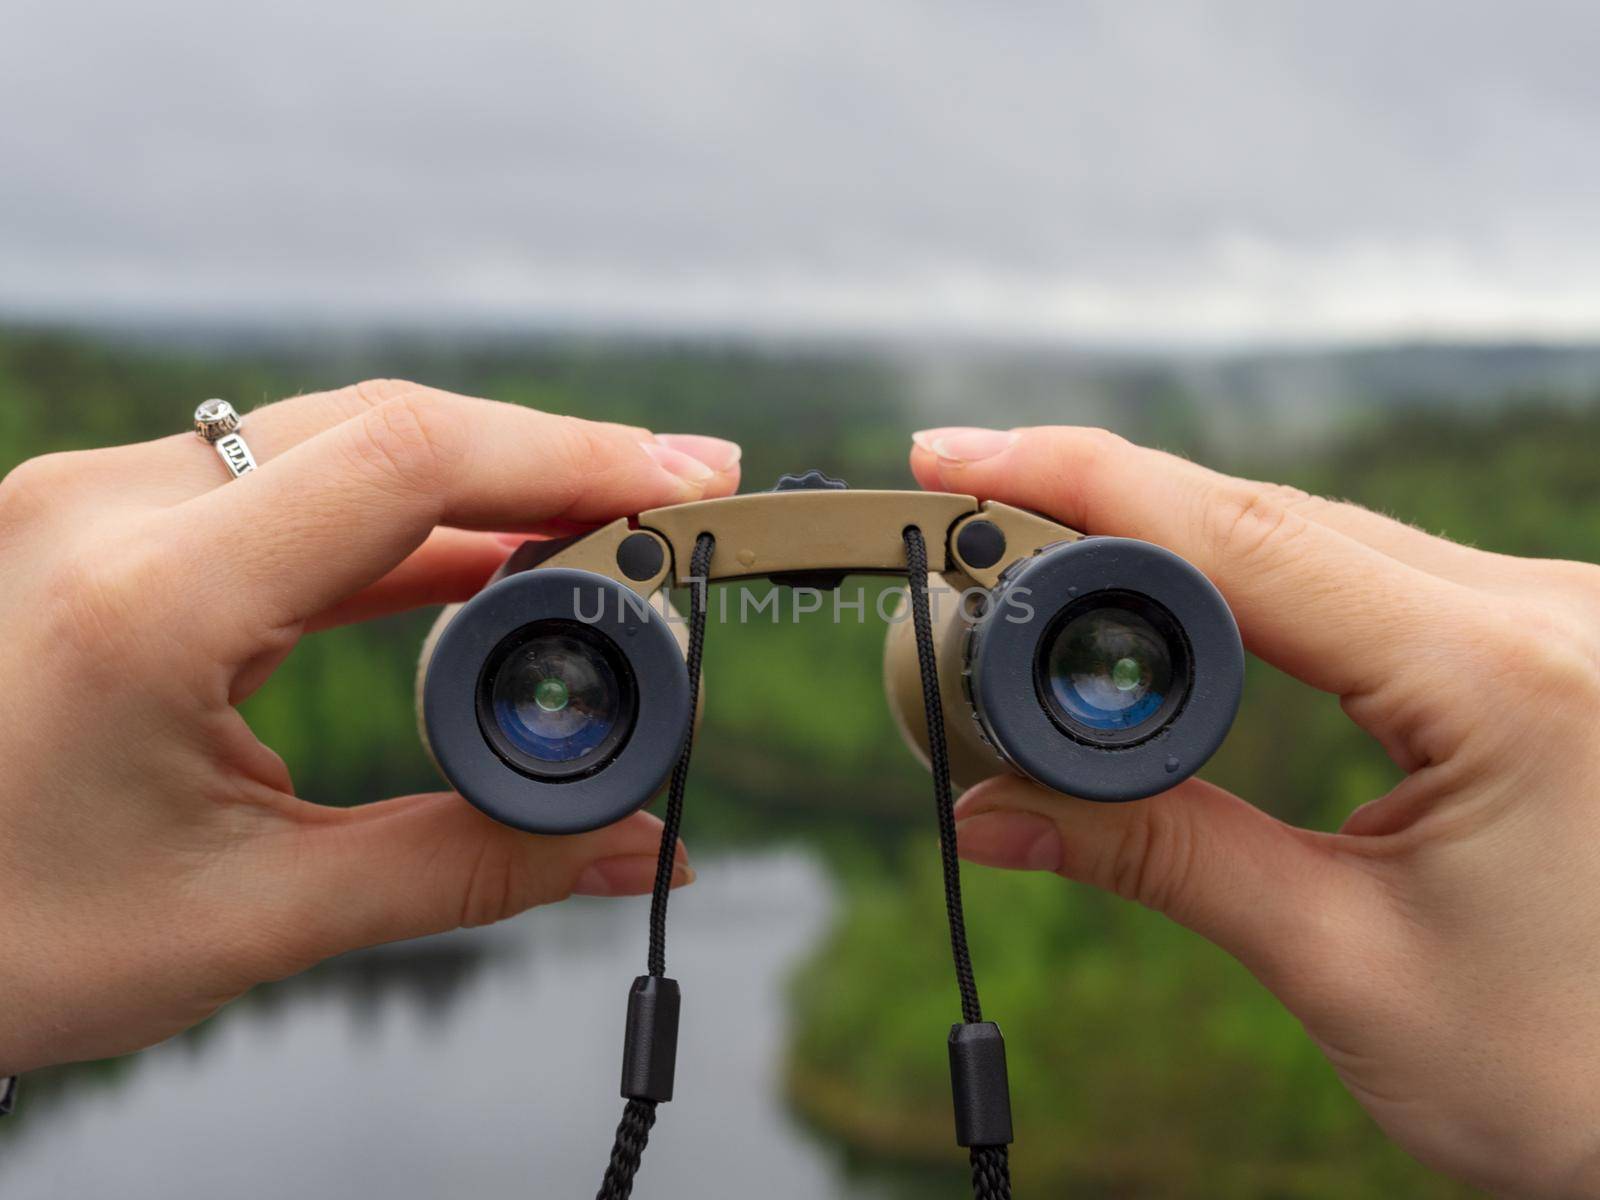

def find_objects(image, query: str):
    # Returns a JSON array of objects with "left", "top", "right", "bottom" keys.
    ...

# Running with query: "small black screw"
[
  {"left": 616, "top": 532, "right": 666, "bottom": 581},
  {"left": 955, "top": 520, "right": 1007, "bottom": 570}
]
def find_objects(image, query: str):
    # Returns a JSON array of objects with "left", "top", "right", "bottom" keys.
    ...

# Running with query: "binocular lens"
[
  {"left": 423, "top": 567, "right": 691, "bottom": 834},
  {"left": 1039, "top": 593, "right": 1188, "bottom": 745},
  {"left": 946, "top": 537, "right": 1242, "bottom": 802},
  {"left": 484, "top": 621, "right": 632, "bottom": 772}
]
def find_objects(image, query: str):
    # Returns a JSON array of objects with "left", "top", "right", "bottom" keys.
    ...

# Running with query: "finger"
[
  {"left": 914, "top": 428, "right": 1544, "bottom": 593},
  {"left": 1276, "top": 495, "right": 1600, "bottom": 613},
  {"left": 304, "top": 527, "right": 513, "bottom": 632},
  {"left": 97, "top": 382, "right": 411, "bottom": 503},
  {"left": 309, "top": 438, "right": 745, "bottom": 629},
  {"left": 1238, "top": 488, "right": 1493, "bottom": 585},
  {"left": 953, "top": 775, "right": 1387, "bottom": 1010},
  {"left": 105, "top": 379, "right": 666, "bottom": 503},
  {"left": 255, "top": 796, "right": 693, "bottom": 967},
  {"left": 909, "top": 425, "right": 1486, "bottom": 702},
  {"left": 173, "top": 389, "right": 740, "bottom": 656},
  {"left": 227, "top": 529, "right": 584, "bottom": 703}
]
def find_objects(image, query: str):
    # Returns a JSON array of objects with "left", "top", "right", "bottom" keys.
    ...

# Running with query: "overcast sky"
[{"left": 3, "top": 1, "right": 1599, "bottom": 343}]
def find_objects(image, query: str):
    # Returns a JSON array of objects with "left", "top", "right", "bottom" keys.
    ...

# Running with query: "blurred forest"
[{"left": 3, "top": 324, "right": 1597, "bottom": 1197}]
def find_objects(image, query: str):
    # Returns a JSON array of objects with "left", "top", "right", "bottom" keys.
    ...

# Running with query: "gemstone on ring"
[
  {"left": 194, "top": 398, "right": 242, "bottom": 444},
  {"left": 193, "top": 399, "right": 257, "bottom": 477}
]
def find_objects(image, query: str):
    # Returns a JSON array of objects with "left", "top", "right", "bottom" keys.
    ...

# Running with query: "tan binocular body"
[{"left": 419, "top": 488, "right": 1080, "bottom": 794}]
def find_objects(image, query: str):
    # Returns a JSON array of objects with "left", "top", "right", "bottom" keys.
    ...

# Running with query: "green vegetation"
[
  {"left": 3, "top": 325, "right": 1596, "bottom": 1195},
  {"left": 792, "top": 862, "right": 1464, "bottom": 1199}
]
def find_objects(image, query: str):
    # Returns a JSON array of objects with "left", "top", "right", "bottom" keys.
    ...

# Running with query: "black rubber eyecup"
[
  {"left": 967, "top": 538, "right": 1243, "bottom": 802},
  {"left": 424, "top": 568, "right": 691, "bottom": 834}
]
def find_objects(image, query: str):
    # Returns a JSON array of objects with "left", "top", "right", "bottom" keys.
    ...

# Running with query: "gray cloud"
[{"left": 3, "top": 0, "right": 1600, "bottom": 341}]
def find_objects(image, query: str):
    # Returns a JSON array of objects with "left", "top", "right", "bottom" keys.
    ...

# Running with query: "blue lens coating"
[
  {"left": 490, "top": 631, "right": 621, "bottom": 762},
  {"left": 1044, "top": 607, "right": 1173, "bottom": 732}
]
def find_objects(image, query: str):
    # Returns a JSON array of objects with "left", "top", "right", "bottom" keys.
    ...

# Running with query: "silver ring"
[{"left": 193, "top": 399, "right": 257, "bottom": 478}]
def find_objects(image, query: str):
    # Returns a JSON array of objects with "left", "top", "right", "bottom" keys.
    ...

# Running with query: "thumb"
[
  {"left": 250, "top": 794, "right": 690, "bottom": 973},
  {"left": 954, "top": 775, "right": 1372, "bottom": 998}
]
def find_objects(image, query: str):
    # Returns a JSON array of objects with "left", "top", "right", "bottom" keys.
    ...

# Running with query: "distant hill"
[
  {"left": 886, "top": 340, "right": 1600, "bottom": 451},
  {"left": 5, "top": 324, "right": 1600, "bottom": 475}
]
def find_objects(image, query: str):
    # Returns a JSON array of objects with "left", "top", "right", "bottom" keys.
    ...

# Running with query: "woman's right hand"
[
  {"left": 0, "top": 380, "right": 739, "bottom": 1078},
  {"left": 913, "top": 425, "right": 1600, "bottom": 1198}
]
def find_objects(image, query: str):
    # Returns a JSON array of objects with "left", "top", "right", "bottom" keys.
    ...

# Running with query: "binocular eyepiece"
[{"left": 418, "top": 489, "right": 1243, "bottom": 834}]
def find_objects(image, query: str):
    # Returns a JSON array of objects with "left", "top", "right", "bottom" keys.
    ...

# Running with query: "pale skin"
[
  {"left": 0, "top": 380, "right": 741, "bottom": 1078},
  {"left": 913, "top": 425, "right": 1600, "bottom": 1199},
  {"left": 4, "top": 391, "right": 1596, "bottom": 1197}
]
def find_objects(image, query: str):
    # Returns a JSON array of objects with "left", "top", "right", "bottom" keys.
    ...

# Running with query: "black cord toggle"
[
  {"left": 949, "top": 1021, "right": 1014, "bottom": 1148},
  {"left": 620, "top": 976, "right": 681, "bottom": 1104}
]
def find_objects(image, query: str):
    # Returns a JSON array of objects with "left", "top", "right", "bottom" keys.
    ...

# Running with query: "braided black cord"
[
  {"left": 970, "top": 1145, "right": 1013, "bottom": 1196},
  {"left": 903, "top": 526, "right": 1013, "bottom": 1200},
  {"left": 596, "top": 532, "right": 716, "bottom": 1200},
  {"left": 902, "top": 526, "right": 984, "bottom": 1026},
  {"left": 646, "top": 532, "right": 716, "bottom": 980},
  {"left": 598, "top": 1099, "right": 656, "bottom": 1197}
]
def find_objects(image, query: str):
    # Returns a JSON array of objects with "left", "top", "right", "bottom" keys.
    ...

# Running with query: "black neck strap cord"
[
  {"left": 595, "top": 527, "right": 1014, "bottom": 1199},
  {"left": 596, "top": 531, "right": 716, "bottom": 1200},
  {"left": 902, "top": 525, "right": 1014, "bottom": 1200}
]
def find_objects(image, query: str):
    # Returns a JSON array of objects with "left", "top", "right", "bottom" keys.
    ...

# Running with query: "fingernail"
[
  {"left": 643, "top": 441, "right": 716, "bottom": 486},
  {"left": 954, "top": 811, "right": 1062, "bottom": 872},
  {"left": 911, "top": 427, "right": 962, "bottom": 454},
  {"left": 573, "top": 854, "right": 695, "bottom": 897},
  {"left": 929, "top": 428, "right": 1018, "bottom": 464},
  {"left": 653, "top": 433, "right": 742, "bottom": 474}
]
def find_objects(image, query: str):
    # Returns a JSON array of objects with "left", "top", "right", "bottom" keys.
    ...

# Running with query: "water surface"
[{"left": 1, "top": 852, "right": 926, "bottom": 1199}]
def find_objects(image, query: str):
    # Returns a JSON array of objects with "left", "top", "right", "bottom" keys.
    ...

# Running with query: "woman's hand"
[
  {"left": 0, "top": 380, "right": 740, "bottom": 1076},
  {"left": 912, "top": 426, "right": 1600, "bottom": 1198}
]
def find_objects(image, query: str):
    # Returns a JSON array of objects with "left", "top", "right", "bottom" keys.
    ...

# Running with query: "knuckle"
[
  {"left": 555, "top": 413, "right": 612, "bottom": 470},
  {"left": 1206, "top": 483, "right": 1308, "bottom": 569},
  {"left": 0, "top": 451, "right": 88, "bottom": 522},
  {"left": 1102, "top": 803, "right": 1197, "bottom": 916},
  {"left": 457, "top": 837, "right": 523, "bottom": 929},
  {"left": 347, "top": 378, "right": 426, "bottom": 411},
  {"left": 540, "top": 415, "right": 613, "bottom": 509},
  {"left": 351, "top": 394, "right": 465, "bottom": 493},
  {"left": 1261, "top": 481, "right": 1318, "bottom": 513},
  {"left": 1467, "top": 600, "right": 1600, "bottom": 705},
  {"left": 248, "top": 378, "right": 424, "bottom": 429},
  {"left": 1075, "top": 425, "right": 1129, "bottom": 453}
]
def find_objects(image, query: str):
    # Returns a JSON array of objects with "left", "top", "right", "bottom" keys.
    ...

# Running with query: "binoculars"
[{"left": 417, "top": 473, "right": 1244, "bottom": 834}]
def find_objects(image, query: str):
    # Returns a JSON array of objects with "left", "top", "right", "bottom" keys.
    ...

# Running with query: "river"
[{"left": 0, "top": 851, "right": 958, "bottom": 1199}]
